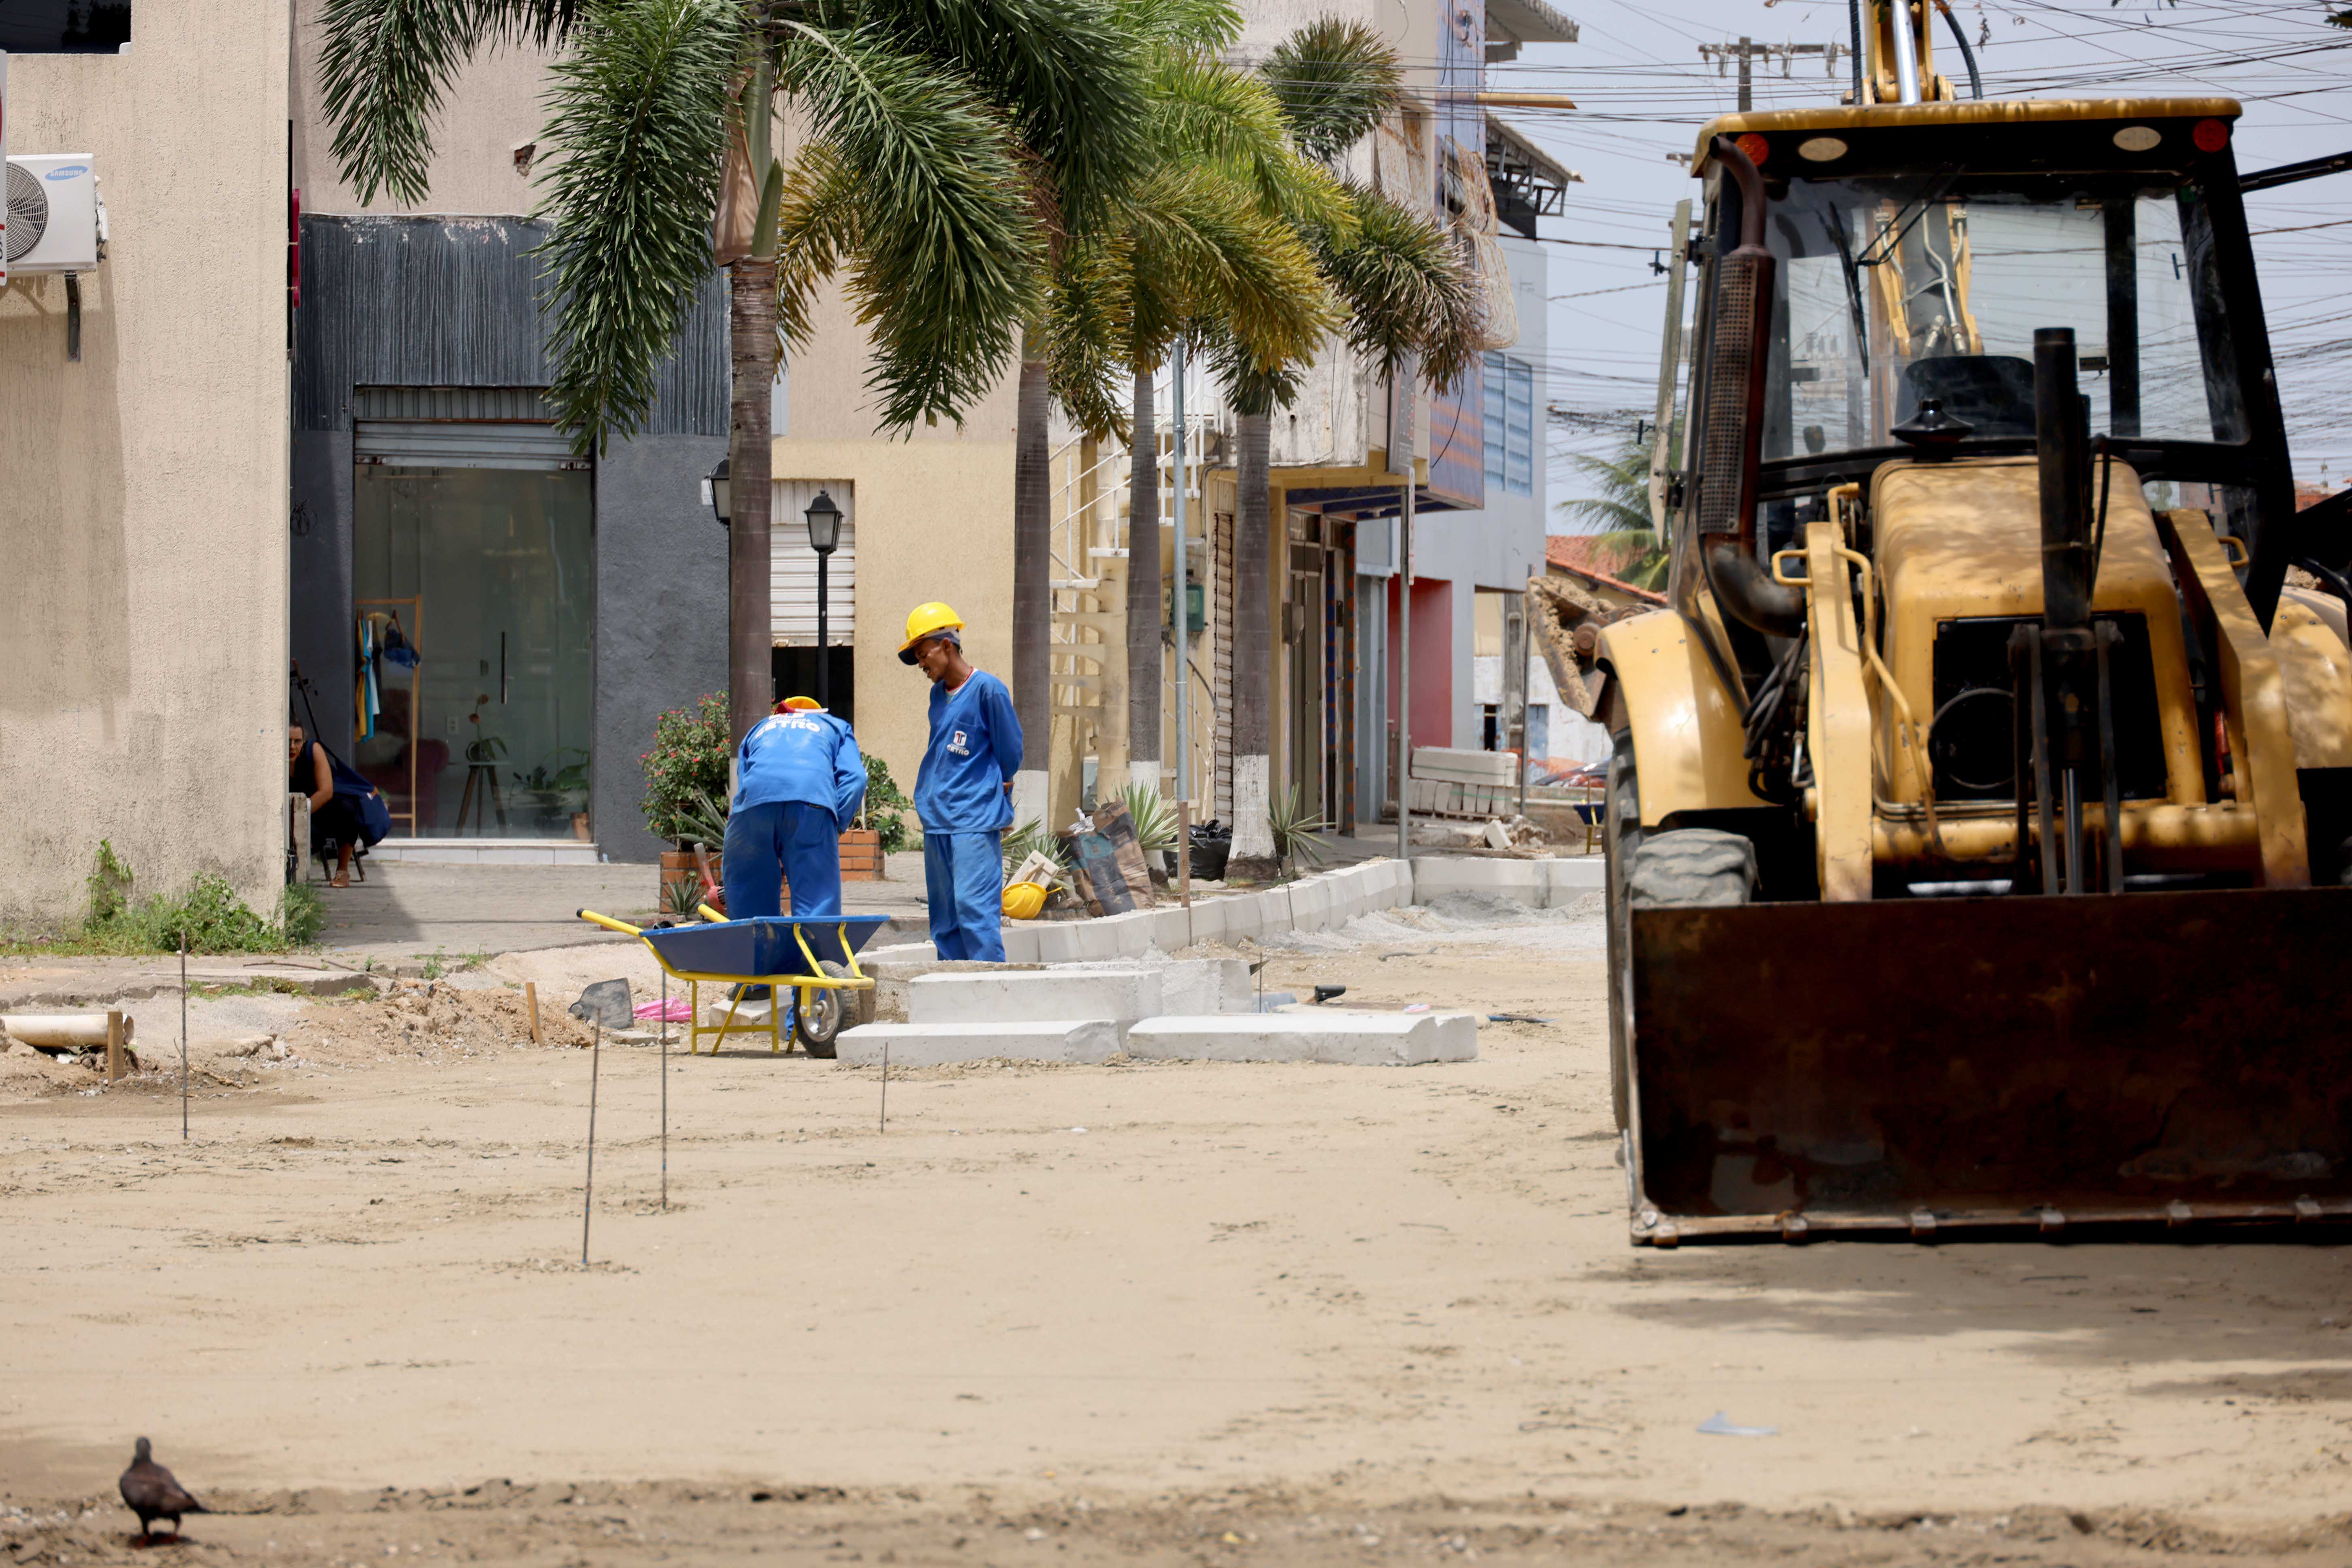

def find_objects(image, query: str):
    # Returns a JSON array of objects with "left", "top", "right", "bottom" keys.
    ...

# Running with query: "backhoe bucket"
[{"left": 1625, "top": 886, "right": 2352, "bottom": 1243}]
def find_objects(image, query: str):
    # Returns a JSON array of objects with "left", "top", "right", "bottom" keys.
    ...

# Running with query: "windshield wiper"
[
  {"left": 1854, "top": 166, "right": 1968, "bottom": 268},
  {"left": 1825, "top": 212, "right": 1871, "bottom": 380}
]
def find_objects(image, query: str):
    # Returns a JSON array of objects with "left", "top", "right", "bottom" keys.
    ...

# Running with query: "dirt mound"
[
  {"left": 286, "top": 978, "right": 599, "bottom": 1065},
  {"left": 0, "top": 1044, "right": 89, "bottom": 1103}
]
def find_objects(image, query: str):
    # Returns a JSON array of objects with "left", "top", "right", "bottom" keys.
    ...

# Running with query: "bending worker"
[
  {"left": 724, "top": 695, "right": 866, "bottom": 921},
  {"left": 901, "top": 603, "right": 1023, "bottom": 962}
]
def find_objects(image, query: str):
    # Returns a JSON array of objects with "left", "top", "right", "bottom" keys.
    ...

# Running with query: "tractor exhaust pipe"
[{"left": 1698, "top": 135, "right": 1806, "bottom": 639}]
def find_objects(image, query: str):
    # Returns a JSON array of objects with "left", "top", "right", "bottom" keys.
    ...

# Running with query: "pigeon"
[{"left": 119, "top": 1437, "right": 208, "bottom": 1543}]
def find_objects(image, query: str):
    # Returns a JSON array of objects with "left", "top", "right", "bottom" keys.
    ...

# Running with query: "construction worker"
[
  {"left": 723, "top": 695, "right": 867, "bottom": 922},
  {"left": 901, "top": 602, "right": 1023, "bottom": 962}
]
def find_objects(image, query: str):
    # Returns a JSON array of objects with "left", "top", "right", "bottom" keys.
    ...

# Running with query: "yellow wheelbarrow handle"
[
  {"left": 697, "top": 903, "right": 728, "bottom": 923},
  {"left": 575, "top": 908, "right": 641, "bottom": 937}
]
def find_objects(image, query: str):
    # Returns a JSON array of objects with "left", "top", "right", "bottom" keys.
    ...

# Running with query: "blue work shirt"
[
  {"left": 916, "top": 669, "right": 1023, "bottom": 833},
  {"left": 733, "top": 709, "right": 866, "bottom": 834}
]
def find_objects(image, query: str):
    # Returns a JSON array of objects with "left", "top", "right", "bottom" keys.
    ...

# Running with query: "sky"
[{"left": 1488, "top": 0, "right": 2352, "bottom": 528}]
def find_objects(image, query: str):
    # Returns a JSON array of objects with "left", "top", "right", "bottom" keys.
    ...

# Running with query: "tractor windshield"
[{"left": 1761, "top": 171, "right": 2243, "bottom": 461}]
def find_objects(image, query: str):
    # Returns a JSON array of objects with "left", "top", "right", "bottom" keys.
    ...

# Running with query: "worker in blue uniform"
[
  {"left": 723, "top": 695, "right": 867, "bottom": 922},
  {"left": 900, "top": 602, "right": 1023, "bottom": 962}
]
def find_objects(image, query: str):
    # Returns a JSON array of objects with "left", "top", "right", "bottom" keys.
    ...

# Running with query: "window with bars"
[{"left": 1481, "top": 353, "right": 1534, "bottom": 498}]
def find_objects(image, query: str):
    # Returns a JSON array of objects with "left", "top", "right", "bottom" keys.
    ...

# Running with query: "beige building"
[
  {"left": 0, "top": 0, "right": 1574, "bottom": 925},
  {"left": 0, "top": 5, "right": 293, "bottom": 924}
]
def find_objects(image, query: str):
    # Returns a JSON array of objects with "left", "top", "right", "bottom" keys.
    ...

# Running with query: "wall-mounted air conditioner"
[{"left": 6, "top": 154, "right": 104, "bottom": 273}]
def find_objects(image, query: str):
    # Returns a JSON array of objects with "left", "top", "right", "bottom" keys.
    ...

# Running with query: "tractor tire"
[
  {"left": 793, "top": 961, "right": 851, "bottom": 1059},
  {"left": 1627, "top": 831, "right": 1760, "bottom": 909},
  {"left": 1606, "top": 743, "right": 1758, "bottom": 1132},
  {"left": 1602, "top": 733, "right": 1642, "bottom": 1132}
]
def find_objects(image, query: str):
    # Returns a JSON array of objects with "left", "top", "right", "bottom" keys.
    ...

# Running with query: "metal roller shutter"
[
  {"left": 351, "top": 387, "right": 587, "bottom": 472},
  {"left": 771, "top": 479, "right": 856, "bottom": 643}
]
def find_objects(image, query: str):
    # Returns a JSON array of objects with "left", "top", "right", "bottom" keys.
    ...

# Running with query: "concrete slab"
[
  {"left": 1093, "top": 908, "right": 1160, "bottom": 958},
  {"left": 859, "top": 955, "right": 1041, "bottom": 1023},
  {"left": 1288, "top": 876, "right": 1332, "bottom": 933},
  {"left": 1125, "top": 1010, "right": 1478, "bottom": 1065},
  {"left": 1030, "top": 923, "right": 1083, "bottom": 964},
  {"left": 1252, "top": 886, "right": 1293, "bottom": 940},
  {"left": 1157, "top": 958, "right": 1250, "bottom": 1016},
  {"left": 1410, "top": 856, "right": 1544, "bottom": 906},
  {"left": 835, "top": 1018, "right": 1119, "bottom": 1067},
  {"left": 1148, "top": 905, "right": 1192, "bottom": 952},
  {"left": 1542, "top": 856, "right": 1605, "bottom": 906},
  {"left": 997, "top": 924, "right": 1043, "bottom": 963},
  {"left": 908, "top": 966, "right": 1161, "bottom": 1031}
]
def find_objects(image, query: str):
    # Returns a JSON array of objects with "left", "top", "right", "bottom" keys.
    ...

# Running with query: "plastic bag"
[{"left": 1066, "top": 799, "right": 1155, "bottom": 915}]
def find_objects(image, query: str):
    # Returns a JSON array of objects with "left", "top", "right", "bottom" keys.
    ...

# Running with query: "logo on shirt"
[{"left": 949, "top": 729, "right": 970, "bottom": 756}]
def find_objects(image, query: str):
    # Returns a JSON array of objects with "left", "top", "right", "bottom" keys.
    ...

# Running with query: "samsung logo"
[{"left": 45, "top": 165, "right": 89, "bottom": 181}]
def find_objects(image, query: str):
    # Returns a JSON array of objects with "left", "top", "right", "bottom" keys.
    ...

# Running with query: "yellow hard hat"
[
  {"left": 1001, "top": 880, "right": 1047, "bottom": 920},
  {"left": 899, "top": 601, "right": 965, "bottom": 664},
  {"left": 780, "top": 695, "right": 822, "bottom": 712}
]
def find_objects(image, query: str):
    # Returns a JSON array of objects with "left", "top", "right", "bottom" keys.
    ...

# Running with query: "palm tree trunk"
[
  {"left": 727, "top": 256, "right": 778, "bottom": 746},
  {"left": 1228, "top": 408, "right": 1276, "bottom": 876},
  {"left": 1125, "top": 365, "right": 1162, "bottom": 794},
  {"left": 1010, "top": 326, "right": 1053, "bottom": 824}
]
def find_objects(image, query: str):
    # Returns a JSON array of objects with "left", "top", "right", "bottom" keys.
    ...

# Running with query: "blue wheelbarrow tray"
[{"left": 638, "top": 915, "right": 894, "bottom": 980}]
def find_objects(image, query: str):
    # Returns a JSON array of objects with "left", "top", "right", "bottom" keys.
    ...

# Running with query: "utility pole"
[{"left": 1699, "top": 37, "right": 1844, "bottom": 112}]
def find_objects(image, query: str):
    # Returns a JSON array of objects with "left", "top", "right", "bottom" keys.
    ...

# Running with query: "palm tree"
[
  {"left": 1044, "top": 0, "right": 1346, "bottom": 803},
  {"left": 1214, "top": 21, "right": 1485, "bottom": 874},
  {"left": 320, "top": 0, "right": 1146, "bottom": 744},
  {"left": 1555, "top": 437, "right": 1668, "bottom": 591}
]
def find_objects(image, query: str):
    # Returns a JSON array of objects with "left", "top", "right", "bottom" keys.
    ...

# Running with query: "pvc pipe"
[{"left": 2, "top": 1013, "right": 134, "bottom": 1047}]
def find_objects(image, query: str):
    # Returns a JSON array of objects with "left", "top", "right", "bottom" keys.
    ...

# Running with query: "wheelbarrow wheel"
[{"left": 794, "top": 961, "right": 851, "bottom": 1059}]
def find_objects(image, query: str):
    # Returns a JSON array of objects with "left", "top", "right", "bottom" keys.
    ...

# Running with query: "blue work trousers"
[
  {"left": 923, "top": 829, "right": 1006, "bottom": 962},
  {"left": 723, "top": 800, "right": 843, "bottom": 920}
]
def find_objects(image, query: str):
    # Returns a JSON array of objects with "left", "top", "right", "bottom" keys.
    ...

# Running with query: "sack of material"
[{"left": 1067, "top": 799, "right": 1155, "bottom": 916}]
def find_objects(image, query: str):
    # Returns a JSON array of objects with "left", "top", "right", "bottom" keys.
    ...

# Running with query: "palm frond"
[
  {"left": 1125, "top": 165, "right": 1335, "bottom": 369},
  {"left": 534, "top": 0, "right": 740, "bottom": 453},
  {"left": 1261, "top": 17, "right": 1402, "bottom": 163},
  {"left": 785, "top": 21, "right": 1043, "bottom": 430},
  {"left": 1147, "top": 56, "right": 1351, "bottom": 234},
  {"left": 1312, "top": 181, "right": 1481, "bottom": 389},
  {"left": 1555, "top": 496, "right": 1651, "bottom": 533},
  {"left": 1046, "top": 234, "right": 1135, "bottom": 441},
  {"left": 1114, "top": 0, "right": 1240, "bottom": 55},
  {"left": 1553, "top": 441, "right": 1655, "bottom": 533},
  {"left": 1573, "top": 529, "right": 1669, "bottom": 591},
  {"left": 317, "top": 0, "right": 580, "bottom": 206},
  {"left": 862, "top": 0, "right": 1151, "bottom": 240},
  {"left": 773, "top": 140, "right": 863, "bottom": 358}
]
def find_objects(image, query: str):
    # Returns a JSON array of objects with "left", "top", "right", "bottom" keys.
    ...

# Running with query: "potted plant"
[
  {"left": 642, "top": 693, "right": 731, "bottom": 904},
  {"left": 845, "top": 756, "right": 914, "bottom": 880}
]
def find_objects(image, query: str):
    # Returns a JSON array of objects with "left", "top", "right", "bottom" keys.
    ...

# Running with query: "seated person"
[{"left": 290, "top": 723, "right": 377, "bottom": 887}]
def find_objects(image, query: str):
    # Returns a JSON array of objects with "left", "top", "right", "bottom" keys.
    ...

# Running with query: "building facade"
[{"left": 0, "top": 0, "right": 1577, "bottom": 923}]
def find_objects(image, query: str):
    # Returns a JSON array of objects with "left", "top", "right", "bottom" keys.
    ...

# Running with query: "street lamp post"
[{"left": 803, "top": 488, "right": 843, "bottom": 710}]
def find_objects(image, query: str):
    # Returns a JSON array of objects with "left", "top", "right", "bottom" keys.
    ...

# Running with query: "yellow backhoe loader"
[{"left": 1560, "top": 3, "right": 2352, "bottom": 1244}]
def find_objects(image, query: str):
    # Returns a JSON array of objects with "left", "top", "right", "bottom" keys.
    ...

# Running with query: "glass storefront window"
[{"left": 352, "top": 465, "right": 594, "bottom": 838}]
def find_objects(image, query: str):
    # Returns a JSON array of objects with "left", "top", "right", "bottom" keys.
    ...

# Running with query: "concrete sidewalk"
[{"left": 316, "top": 853, "right": 932, "bottom": 963}]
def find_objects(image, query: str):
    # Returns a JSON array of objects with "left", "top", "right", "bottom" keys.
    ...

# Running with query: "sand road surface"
[{"left": 3, "top": 898, "right": 2349, "bottom": 1563}]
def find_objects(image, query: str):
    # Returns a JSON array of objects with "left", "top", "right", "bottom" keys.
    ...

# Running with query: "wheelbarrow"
[{"left": 575, "top": 908, "right": 889, "bottom": 1059}]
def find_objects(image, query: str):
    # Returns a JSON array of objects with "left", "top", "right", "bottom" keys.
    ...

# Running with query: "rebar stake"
[
  {"left": 583, "top": 1018, "right": 602, "bottom": 1265},
  {"left": 880, "top": 1040, "right": 889, "bottom": 1133},
  {"left": 179, "top": 931, "right": 189, "bottom": 1141}
]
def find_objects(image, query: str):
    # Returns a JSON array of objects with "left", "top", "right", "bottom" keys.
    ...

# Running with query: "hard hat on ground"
[
  {"left": 899, "top": 601, "right": 965, "bottom": 664},
  {"left": 778, "top": 695, "right": 822, "bottom": 712},
  {"left": 1001, "top": 881, "right": 1048, "bottom": 920}
]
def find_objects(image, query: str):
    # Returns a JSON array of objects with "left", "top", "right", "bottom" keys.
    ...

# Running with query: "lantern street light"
[
  {"left": 804, "top": 488, "right": 843, "bottom": 710},
  {"left": 705, "top": 456, "right": 731, "bottom": 528}
]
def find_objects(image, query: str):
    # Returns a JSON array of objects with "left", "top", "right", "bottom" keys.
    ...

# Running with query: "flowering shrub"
[{"left": 640, "top": 692, "right": 731, "bottom": 844}]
